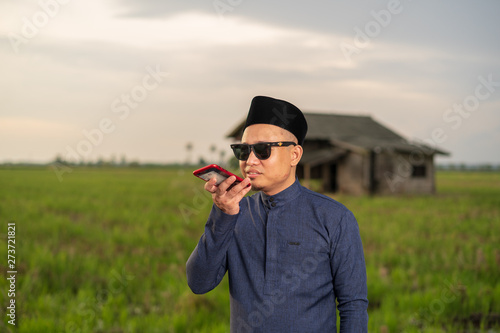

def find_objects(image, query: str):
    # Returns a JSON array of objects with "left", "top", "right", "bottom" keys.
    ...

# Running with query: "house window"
[{"left": 412, "top": 165, "right": 426, "bottom": 178}]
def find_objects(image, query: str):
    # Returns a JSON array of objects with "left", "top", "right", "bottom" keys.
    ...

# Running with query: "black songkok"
[{"left": 244, "top": 96, "right": 308, "bottom": 145}]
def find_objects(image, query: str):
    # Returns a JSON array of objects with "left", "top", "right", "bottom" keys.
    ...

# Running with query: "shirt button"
[
  {"left": 271, "top": 202, "right": 277, "bottom": 207},
  {"left": 269, "top": 197, "right": 275, "bottom": 202}
]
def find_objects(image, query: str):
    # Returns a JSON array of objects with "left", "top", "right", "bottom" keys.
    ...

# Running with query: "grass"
[{"left": 0, "top": 167, "right": 499, "bottom": 332}]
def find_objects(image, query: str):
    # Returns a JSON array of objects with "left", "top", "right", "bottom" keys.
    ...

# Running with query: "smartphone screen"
[{"left": 193, "top": 164, "right": 244, "bottom": 187}]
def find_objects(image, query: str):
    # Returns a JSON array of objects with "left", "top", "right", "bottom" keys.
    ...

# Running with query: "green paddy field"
[{"left": 0, "top": 167, "right": 499, "bottom": 332}]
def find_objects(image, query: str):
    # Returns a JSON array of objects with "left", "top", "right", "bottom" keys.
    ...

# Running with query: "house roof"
[{"left": 227, "top": 112, "right": 449, "bottom": 156}]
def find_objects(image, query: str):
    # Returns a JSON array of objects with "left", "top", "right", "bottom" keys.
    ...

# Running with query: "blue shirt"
[{"left": 186, "top": 179, "right": 368, "bottom": 332}]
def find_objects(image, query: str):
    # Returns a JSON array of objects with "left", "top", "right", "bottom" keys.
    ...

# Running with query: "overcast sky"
[{"left": 1, "top": 0, "right": 499, "bottom": 165}]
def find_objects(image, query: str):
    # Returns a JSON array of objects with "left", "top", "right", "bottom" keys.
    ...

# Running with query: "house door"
[{"left": 329, "top": 163, "right": 338, "bottom": 192}]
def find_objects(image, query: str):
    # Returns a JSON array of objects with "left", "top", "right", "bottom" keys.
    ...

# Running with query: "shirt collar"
[{"left": 260, "top": 178, "right": 301, "bottom": 210}]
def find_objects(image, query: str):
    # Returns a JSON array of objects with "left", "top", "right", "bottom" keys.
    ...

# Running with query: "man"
[{"left": 186, "top": 96, "right": 368, "bottom": 332}]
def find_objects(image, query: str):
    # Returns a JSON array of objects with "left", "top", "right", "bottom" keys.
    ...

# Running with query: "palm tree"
[
  {"left": 185, "top": 142, "right": 193, "bottom": 165},
  {"left": 209, "top": 144, "right": 217, "bottom": 163},
  {"left": 219, "top": 150, "right": 226, "bottom": 166}
]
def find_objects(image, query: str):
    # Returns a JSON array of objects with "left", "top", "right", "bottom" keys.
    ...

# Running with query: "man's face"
[{"left": 239, "top": 124, "right": 301, "bottom": 196}]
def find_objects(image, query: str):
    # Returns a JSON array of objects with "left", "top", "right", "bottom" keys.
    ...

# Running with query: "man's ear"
[{"left": 290, "top": 145, "right": 303, "bottom": 167}]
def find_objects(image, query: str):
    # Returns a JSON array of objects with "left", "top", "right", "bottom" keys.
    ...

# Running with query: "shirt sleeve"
[
  {"left": 330, "top": 209, "right": 369, "bottom": 332},
  {"left": 186, "top": 204, "right": 239, "bottom": 294}
]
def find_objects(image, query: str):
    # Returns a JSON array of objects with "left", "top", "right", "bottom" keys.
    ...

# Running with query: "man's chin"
[{"left": 250, "top": 180, "right": 263, "bottom": 192}]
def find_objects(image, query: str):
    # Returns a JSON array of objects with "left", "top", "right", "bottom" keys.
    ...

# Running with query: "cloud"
[
  {"left": 0, "top": 117, "right": 79, "bottom": 162},
  {"left": 115, "top": 0, "right": 212, "bottom": 18},
  {"left": 0, "top": 117, "right": 76, "bottom": 135},
  {"left": 115, "top": 0, "right": 500, "bottom": 54},
  {"left": 1, "top": 0, "right": 499, "bottom": 164}
]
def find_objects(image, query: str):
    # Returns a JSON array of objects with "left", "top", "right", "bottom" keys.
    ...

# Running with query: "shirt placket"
[{"left": 264, "top": 196, "right": 279, "bottom": 295}]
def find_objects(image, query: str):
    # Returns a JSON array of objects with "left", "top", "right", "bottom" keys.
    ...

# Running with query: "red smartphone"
[{"left": 193, "top": 164, "right": 247, "bottom": 189}]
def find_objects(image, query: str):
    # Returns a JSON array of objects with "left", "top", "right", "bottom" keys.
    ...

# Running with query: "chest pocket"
[{"left": 278, "top": 241, "right": 328, "bottom": 265}]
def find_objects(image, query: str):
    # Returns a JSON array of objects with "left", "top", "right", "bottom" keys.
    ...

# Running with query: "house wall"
[
  {"left": 374, "top": 152, "right": 436, "bottom": 195},
  {"left": 336, "top": 153, "right": 368, "bottom": 195},
  {"left": 300, "top": 149, "right": 437, "bottom": 195}
]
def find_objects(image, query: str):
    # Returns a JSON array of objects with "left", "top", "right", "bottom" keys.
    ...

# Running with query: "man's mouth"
[{"left": 246, "top": 170, "right": 262, "bottom": 178}]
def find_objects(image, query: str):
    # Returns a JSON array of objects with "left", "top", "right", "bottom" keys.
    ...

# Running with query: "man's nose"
[{"left": 246, "top": 149, "right": 260, "bottom": 165}]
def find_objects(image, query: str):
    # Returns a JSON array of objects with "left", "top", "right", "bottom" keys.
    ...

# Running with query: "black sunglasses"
[{"left": 230, "top": 141, "right": 297, "bottom": 161}]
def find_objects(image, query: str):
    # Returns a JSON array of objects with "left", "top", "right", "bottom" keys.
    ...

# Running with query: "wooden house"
[{"left": 227, "top": 113, "right": 449, "bottom": 195}]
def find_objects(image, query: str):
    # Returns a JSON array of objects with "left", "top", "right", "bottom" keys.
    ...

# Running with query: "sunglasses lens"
[
  {"left": 231, "top": 143, "right": 272, "bottom": 160},
  {"left": 253, "top": 144, "right": 271, "bottom": 160},
  {"left": 232, "top": 145, "right": 250, "bottom": 160}
]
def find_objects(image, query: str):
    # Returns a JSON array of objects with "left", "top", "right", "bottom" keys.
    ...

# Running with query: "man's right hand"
[{"left": 205, "top": 176, "right": 252, "bottom": 215}]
